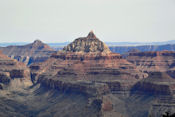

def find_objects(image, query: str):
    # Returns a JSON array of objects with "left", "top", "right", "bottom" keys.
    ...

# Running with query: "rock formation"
[
  {"left": 31, "top": 31, "right": 146, "bottom": 83},
  {"left": 127, "top": 51, "right": 175, "bottom": 93},
  {"left": 127, "top": 51, "right": 175, "bottom": 72},
  {"left": 109, "top": 44, "right": 175, "bottom": 54},
  {"left": 30, "top": 31, "right": 149, "bottom": 116},
  {"left": 0, "top": 40, "right": 56, "bottom": 65},
  {"left": 126, "top": 50, "right": 175, "bottom": 117},
  {"left": 62, "top": 31, "right": 111, "bottom": 53},
  {"left": 29, "top": 32, "right": 175, "bottom": 117},
  {"left": 1, "top": 32, "right": 175, "bottom": 117},
  {"left": 0, "top": 51, "right": 32, "bottom": 89}
]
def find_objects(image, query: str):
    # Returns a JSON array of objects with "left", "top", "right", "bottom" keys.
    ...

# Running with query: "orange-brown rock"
[
  {"left": 127, "top": 51, "right": 175, "bottom": 72},
  {"left": 127, "top": 51, "right": 175, "bottom": 96},
  {"left": 30, "top": 31, "right": 147, "bottom": 95}
]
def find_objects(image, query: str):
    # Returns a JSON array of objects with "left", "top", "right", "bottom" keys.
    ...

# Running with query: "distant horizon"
[
  {"left": 1, "top": 39, "right": 175, "bottom": 47},
  {"left": 1, "top": 39, "right": 175, "bottom": 43}
]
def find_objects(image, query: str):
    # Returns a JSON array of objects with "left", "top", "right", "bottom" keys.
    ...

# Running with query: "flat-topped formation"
[{"left": 127, "top": 51, "right": 175, "bottom": 72}]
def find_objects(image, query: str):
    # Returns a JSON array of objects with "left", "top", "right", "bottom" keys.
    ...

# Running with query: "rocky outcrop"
[
  {"left": 30, "top": 31, "right": 147, "bottom": 98},
  {"left": 131, "top": 80, "right": 174, "bottom": 96},
  {"left": 0, "top": 52, "right": 32, "bottom": 88},
  {"left": 63, "top": 31, "right": 111, "bottom": 53},
  {"left": 1, "top": 32, "right": 175, "bottom": 117},
  {"left": 38, "top": 77, "right": 110, "bottom": 97},
  {"left": 0, "top": 40, "right": 56, "bottom": 65},
  {"left": 127, "top": 51, "right": 175, "bottom": 72},
  {"left": 30, "top": 33, "right": 175, "bottom": 117},
  {"left": 127, "top": 51, "right": 175, "bottom": 95}
]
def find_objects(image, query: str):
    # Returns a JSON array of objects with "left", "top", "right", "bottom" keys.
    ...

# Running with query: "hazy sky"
[{"left": 0, "top": 0, "right": 175, "bottom": 43}]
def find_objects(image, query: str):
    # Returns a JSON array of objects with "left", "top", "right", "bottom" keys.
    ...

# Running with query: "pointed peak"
[
  {"left": 87, "top": 30, "right": 96, "bottom": 39},
  {"left": 32, "top": 40, "right": 44, "bottom": 46},
  {"left": 33, "top": 39, "right": 42, "bottom": 44},
  {"left": 62, "top": 31, "right": 111, "bottom": 53}
]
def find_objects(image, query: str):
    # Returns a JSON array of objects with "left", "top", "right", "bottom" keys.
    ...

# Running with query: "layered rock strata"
[
  {"left": 127, "top": 51, "right": 175, "bottom": 72},
  {"left": 31, "top": 31, "right": 146, "bottom": 92},
  {"left": 0, "top": 40, "right": 56, "bottom": 65},
  {"left": 30, "top": 32, "right": 148, "bottom": 117},
  {"left": 0, "top": 51, "right": 32, "bottom": 89}
]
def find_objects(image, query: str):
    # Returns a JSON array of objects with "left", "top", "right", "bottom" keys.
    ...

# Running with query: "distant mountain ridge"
[
  {"left": 2, "top": 41, "right": 175, "bottom": 55},
  {"left": 0, "top": 40, "right": 56, "bottom": 65},
  {"left": 1, "top": 40, "right": 175, "bottom": 47},
  {"left": 109, "top": 44, "right": 175, "bottom": 54},
  {"left": 105, "top": 40, "right": 175, "bottom": 46}
]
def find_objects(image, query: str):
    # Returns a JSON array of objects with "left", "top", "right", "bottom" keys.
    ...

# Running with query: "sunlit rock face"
[{"left": 62, "top": 31, "right": 111, "bottom": 53}]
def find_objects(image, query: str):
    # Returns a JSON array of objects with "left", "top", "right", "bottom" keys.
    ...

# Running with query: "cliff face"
[
  {"left": 0, "top": 40, "right": 56, "bottom": 65},
  {"left": 127, "top": 51, "right": 175, "bottom": 72},
  {"left": 0, "top": 51, "right": 32, "bottom": 89},
  {"left": 125, "top": 51, "right": 175, "bottom": 117},
  {"left": 127, "top": 51, "right": 175, "bottom": 94}
]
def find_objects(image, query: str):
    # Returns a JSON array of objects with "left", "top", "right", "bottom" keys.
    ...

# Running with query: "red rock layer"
[{"left": 127, "top": 51, "right": 175, "bottom": 72}]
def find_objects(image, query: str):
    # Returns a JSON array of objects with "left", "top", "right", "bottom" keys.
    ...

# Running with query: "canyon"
[{"left": 0, "top": 32, "right": 175, "bottom": 117}]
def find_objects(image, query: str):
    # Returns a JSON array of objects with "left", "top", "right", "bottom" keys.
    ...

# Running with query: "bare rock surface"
[
  {"left": 63, "top": 31, "right": 111, "bottom": 53},
  {"left": 127, "top": 51, "right": 175, "bottom": 72},
  {"left": 0, "top": 51, "right": 32, "bottom": 88},
  {"left": 0, "top": 40, "right": 56, "bottom": 65},
  {"left": 30, "top": 32, "right": 157, "bottom": 117},
  {"left": 1, "top": 32, "right": 175, "bottom": 117}
]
